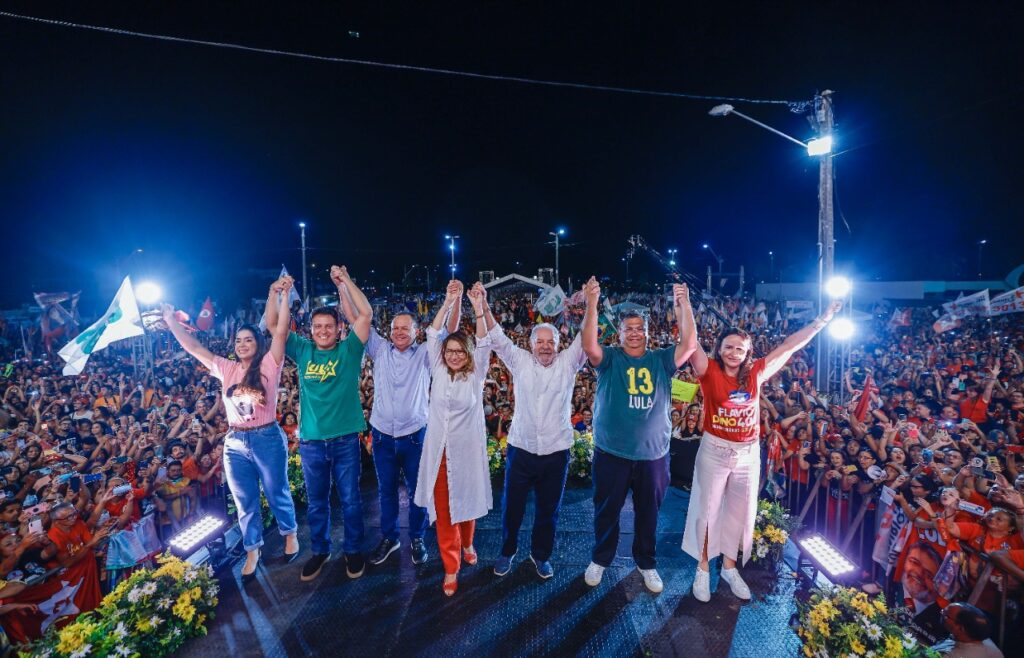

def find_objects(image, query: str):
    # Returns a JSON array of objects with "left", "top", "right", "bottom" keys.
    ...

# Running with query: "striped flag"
[{"left": 58, "top": 277, "right": 144, "bottom": 375}]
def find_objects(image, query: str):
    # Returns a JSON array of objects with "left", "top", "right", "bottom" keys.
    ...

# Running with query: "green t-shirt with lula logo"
[{"left": 286, "top": 332, "right": 366, "bottom": 440}]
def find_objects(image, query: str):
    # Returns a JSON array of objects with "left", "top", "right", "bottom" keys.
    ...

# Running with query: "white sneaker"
[
  {"left": 692, "top": 566, "right": 711, "bottom": 602},
  {"left": 720, "top": 567, "right": 751, "bottom": 600},
  {"left": 584, "top": 562, "right": 605, "bottom": 587},
  {"left": 638, "top": 568, "right": 663, "bottom": 594}
]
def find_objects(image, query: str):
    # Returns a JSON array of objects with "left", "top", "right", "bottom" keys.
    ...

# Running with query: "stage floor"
[{"left": 179, "top": 475, "right": 803, "bottom": 658}]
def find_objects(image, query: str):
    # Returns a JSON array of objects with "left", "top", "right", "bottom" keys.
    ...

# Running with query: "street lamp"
[
  {"left": 702, "top": 243, "right": 724, "bottom": 273},
  {"left": 825, "top": 275, "right": 851, "bottom": 299},
  {"left": 134, "top": 281, "right": 162, "bottom": 306},
  {"left": 667, "top": 248, "right": 677, "bottom": 267},
  {"left": 977, "top": 239, "right": 987, "bottom": 279},
  {"left": 769, "top": 251, "right": 775, "bottom": 281},
  {"left": 444, "top": 234, "right": 460, "bottom": 277},
  {"left": 549, "top": 228, "right": 566, "bottom": 287},
  {"left": 710, "top": 91, "right": 836, "bottom": 392},
  {"left": 828, "top": 317, "right": 855, "bottom": 341},
  {"left": 298, "top": 222, "right": 308, "bottom": 303}
]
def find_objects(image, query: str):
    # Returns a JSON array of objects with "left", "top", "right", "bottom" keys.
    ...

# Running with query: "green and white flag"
[
  {"left": 58, "top": 276, "right": 144, "bottom": 375},
  {"left": 535, "top": 284, "right": 567, "bottom": 317}
]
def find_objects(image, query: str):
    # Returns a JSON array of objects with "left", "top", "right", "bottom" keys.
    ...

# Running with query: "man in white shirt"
[{"left": 475, "top": 283, "right": 587, "bottom": 580}]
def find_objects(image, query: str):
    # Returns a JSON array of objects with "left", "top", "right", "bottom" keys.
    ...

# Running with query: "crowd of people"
[{"left": 0, "top": 267, "right": 1021, "bottom": 657}]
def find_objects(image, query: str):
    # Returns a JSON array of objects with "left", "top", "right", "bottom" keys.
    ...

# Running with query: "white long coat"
[{"left": 414, "top": 327, "right": 494, "bottom": 525}]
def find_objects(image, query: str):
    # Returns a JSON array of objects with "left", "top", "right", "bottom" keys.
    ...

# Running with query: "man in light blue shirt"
[{"left": 361, "top": 295, "right": 460, "bottom": 567}]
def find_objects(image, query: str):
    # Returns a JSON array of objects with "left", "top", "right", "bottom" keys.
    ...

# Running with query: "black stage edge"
[{"left": 178, "top": 474, "right": 803, "bottom": 658}]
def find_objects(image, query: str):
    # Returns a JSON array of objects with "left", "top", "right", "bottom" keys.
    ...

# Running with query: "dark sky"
[{"left": 2, "top": 1, "right": 1022, "bottom": 313}]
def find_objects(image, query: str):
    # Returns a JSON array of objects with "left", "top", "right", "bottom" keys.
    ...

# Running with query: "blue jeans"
[
  {"left": 372, "top": 427, "right": 429, "bottom": 543},
  {"left": 299, "top": 434, "right": 365, "bottom": 555},
  {"left": 223, "top": 424, "right": 298, "bottom": 551}
]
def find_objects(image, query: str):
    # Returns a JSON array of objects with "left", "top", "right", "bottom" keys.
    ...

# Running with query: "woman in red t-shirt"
[{"left": 677, "top": 286, "right": 841, "bottom": 603}]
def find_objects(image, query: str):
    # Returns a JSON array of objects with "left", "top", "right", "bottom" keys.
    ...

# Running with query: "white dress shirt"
[
  {"left": 366, "top": 329, "right": 435, "bottom": 437},
  {"left": 414, "top": 327, "right": 494, "bottom": 525},
  {"left": 489, "top": 324, "right": 587, "bottom": 456}
]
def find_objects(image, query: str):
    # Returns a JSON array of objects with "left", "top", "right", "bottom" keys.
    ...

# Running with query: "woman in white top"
[{"left": 414, "top": 281, "right": 492, "bottom": 596}]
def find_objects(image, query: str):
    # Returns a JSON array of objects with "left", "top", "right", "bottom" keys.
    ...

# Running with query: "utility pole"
[
  {"left": 299, "top": 222, "right": 308, "bottom": 303},
  {"left": 815, "top": 90, "right": 835, "bottom": 391}
]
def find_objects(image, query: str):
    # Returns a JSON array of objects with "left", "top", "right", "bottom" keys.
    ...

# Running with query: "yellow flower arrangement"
[
  {"left": 26, "top": 555, "right": 219, "bottom": 658},
  {"left": 794, "top": 586, "right": 940, "bottom": 658},
  {"left": 750, "top": 500, "right": 799, "bottom": 564}
]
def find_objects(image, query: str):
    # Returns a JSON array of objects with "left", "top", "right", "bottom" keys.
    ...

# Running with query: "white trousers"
[{"left": 682, "top": 432, "right": 760, "bottom": 566}]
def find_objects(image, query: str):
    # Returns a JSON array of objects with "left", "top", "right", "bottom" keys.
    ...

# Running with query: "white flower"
[
  {"left": 173, "top": 628, "right": 182, "bottom": 637},
  {"left": 70, "top": 645, "right": 92, "bottom": 658},
  {"left": 866, "top": 652, "right": 876, "bottom": 658},
  {"left": 141, "top": 581, "right": 158, "bottom": 595},
  {"left": 756, "top": 545, "right": 768, "bottom": 558},
  {"left": 184, "top": 568, "right": 198, "bottom": 582},
  {"left": 778, "top": 530, "right": 788, "bottom": 542},
  {"left": 866, "top": 624, "right": 882, "bottom": 640},
  {"left": 206, "top": 564, "right": 215, "bottom": 577},
  {"left": 114, "top": 621, "right": 129, "bottom": 638},
  {"left": 126, "top": 587, "right": 144, "bottom": 603},
  {"left": 157, "top": 597, "right": 173, "bottom": 610},
  {"left": 114, "top": 645, "right": 133, "bottom": 657},
  {"left": 902, "top": 635, "right": 916, "bottom": 649},
  {"left": 149, "top": 614, "right": 163, "bottom": 627}
]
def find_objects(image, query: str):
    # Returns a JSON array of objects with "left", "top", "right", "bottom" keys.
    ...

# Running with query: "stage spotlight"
[
  {"left": 799, "top": 534, "right": 856, "bottom": 579},
  {"left": 167, "top": 514, "right": 227, "bottom": 558},
  {"left": 135, "top": 281, "right": 163, "bottom": 305},
  {"left": 829, "top": 318, "right": 855, "bottom": 340},
  {"left": 825, "top": 276, "right": 851, "bottom": 298}
]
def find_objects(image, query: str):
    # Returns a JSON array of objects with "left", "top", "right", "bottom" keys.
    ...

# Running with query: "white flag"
[
  {"left": 58, "top": 276, "right": 144, "bottom": 375},
  {"left": 943, "top": 289, "right": 990, "bottom": 319},
  {"left": 988, "top": 286, "right": 1024, "bottom": 316},
  {"left": 259, "top": 266, "right": 302, "bottom": 331},
  {"left": 535, "top": 285, "right": 567, "bottom": 317}
]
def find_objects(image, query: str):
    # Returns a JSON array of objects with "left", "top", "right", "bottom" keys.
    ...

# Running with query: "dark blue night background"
[{"left": 1, "top": 1, "right": 1021, "bottom": 314}]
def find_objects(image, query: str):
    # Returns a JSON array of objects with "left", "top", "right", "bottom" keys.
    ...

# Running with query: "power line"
[{"left": 0, "top": 10, "right": 812, "bottom": 110}]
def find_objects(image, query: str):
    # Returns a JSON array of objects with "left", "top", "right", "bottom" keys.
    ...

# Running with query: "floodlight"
[
  {"left": 825, "top": 276, "right": 851, "bottom": 298},
  {"left": 167, "top": 514, "right": 227, "bottom": 557},
  {"left": 298, "top": 221, "right": 306, "bottom": 228},
  {"left": 799, "top": 534, "right": 856, "bottom": 578},
  {"left": 708, "top": 104, "right": 734, "bottom": 117},
  {"left": 135, "top": 281, "right": 163, "bottom": 305},
  {"left": 829, "top": 317, "right": 855, "bottom": 341},
  {"left": 806, "top": 135, "right": 833, "bottom": 156}
]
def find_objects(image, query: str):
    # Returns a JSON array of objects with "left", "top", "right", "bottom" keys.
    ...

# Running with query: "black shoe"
[
  {"left": 241, "top": 549, "right": 261, "bottom": 583},
  {"left": 369, "top": 538, "right": 401, "bottom": 566},
  {"left": 346, "top": 553, "right": 366, "bottom": 579},
  {"left": 301, "top": 553, "right": 330, "bottom": 582},
  {"left": 410, "top": 538, "right": 428, "bottom": 565}
]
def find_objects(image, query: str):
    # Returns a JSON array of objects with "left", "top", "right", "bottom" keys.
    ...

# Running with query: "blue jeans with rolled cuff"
[
  {"left": 299, "top": 433, "right": 366, "bottom": 556},
  {"left": 223, "top": 423, "right": 298, "bottom": 552},
  {"left": 372, "top": 427, "right": 429, "bottom": 543}
]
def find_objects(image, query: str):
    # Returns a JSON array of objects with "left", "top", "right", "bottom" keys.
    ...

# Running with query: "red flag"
[
  {"left": 196, "top": 297, "right": 216, "bottom": 332},
  {"left": 0, "top": 558, "right": 102, "bottom": 643},
  {"left": 854, "top": 372, "right": 875, "bottom": 422},
  {"left": 888, "top": 308, "right": 911, "bottom": 328}
]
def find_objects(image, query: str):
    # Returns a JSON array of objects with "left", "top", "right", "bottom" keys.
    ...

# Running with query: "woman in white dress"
[{"left": 414, "top": 281, "right": 493, "bottom": 596}]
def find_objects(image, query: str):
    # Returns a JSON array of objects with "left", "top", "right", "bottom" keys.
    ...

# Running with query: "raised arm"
[
  {"left": 467, "top": 284, "right": 488, "bottom": 340},
  {"left": 428, "top": 281, "right": 462, "bottom": 362},
  {"left": 269, "top": 278, "right": 291, "bottom": 364},
  {"left": 330, "top": 265, "right": 359, "bottom": 325},
  {"left": 763, "top": 300, "right": 842, "bottom": 380},
  {"left": 675, "top": 283, "right": 707, "bottom": 375},
  {"left": 334, "top": 266, "right": 372, "bottom": 343},
  {"left": 476, "top": 282, "right": 499, "bottom": 332},
  {"left": 581, "top": 277, "right": 603, "bottom": 367},
  {"left": 161, "top": 304, "right": 216, "bottom": 370}
]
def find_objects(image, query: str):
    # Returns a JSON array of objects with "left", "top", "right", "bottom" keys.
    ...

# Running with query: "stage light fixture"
[
  {"left": 829, "top": 317, "right": 855, "bottom": 341},
  {"left": 167, "top": 515, "right": 227, "bottom": 557},
  {"left": 135, "top": 281, "right": 163, "bottom": 305},
  {"left": 825, "top": 276, "right": 851, "bottom": 298},
  {"left": 799, "top": 534, "right": 856, "bottom": 577}
]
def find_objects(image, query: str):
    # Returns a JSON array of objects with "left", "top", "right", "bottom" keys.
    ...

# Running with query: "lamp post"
[
  {"left": 702, "top": 243, "right": 724, "bottom": 274},
  {"left": 769, "top": 251, "right": 775, "bottom": 281},
  {"left": 549, "top": 228, "right": 566, "bottom": 287},
  {"left": 445, "top": 234, "right": 459, "bottom": 278},
  {"left": 667, "top": 248, "right": 677, "bottom": 267},
  {"left": 977, "top": 239, "right": 987, "bottom": 279},
  {"left": 298, "top": 222, "right": 308, "bottom": 303},
  {"left": 710, "top": 91, "right": 835, "bottom": 390}
]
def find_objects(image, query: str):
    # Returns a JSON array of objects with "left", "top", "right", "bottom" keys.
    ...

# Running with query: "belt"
[
  {"left": 229, "top": 421, "right": 278, "bottom": 432},
  {"left": 299, "top": 434, "right": 356, "bottom": 446}
]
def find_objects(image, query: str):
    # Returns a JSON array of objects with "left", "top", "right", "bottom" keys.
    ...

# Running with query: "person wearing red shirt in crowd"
[
  {"left": 678, "top": 284, "right": 841, "bottom": 603},
  {"left": 959, "top": 367, "right": 999, "bottom": 425},
  {"left": 47, "top": 502, "right": 111, "bottom": 568}
]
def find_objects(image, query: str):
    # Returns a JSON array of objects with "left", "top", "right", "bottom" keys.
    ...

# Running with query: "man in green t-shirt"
[
  {"left": 268, "top": 266, "right": 370, "bottom": 582},
  {"left": 580, "top": 277, "right": 693, "bottom": 594}
]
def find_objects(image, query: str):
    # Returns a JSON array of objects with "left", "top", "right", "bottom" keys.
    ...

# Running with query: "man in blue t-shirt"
[{"left": 580, "top": 278, "right": 693, "bottom": 593}]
